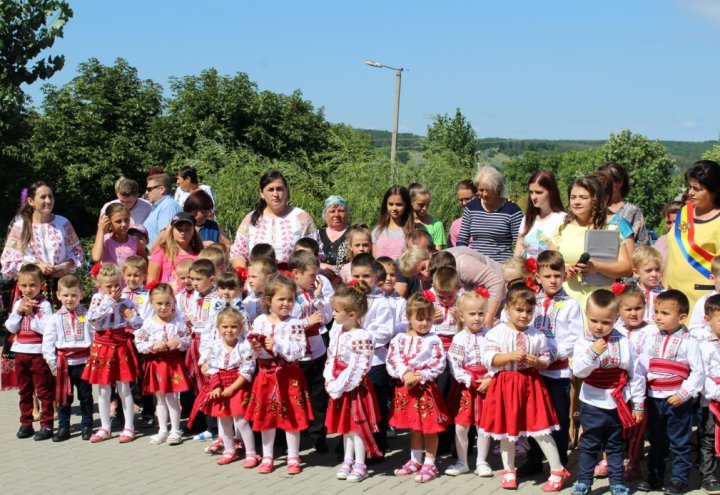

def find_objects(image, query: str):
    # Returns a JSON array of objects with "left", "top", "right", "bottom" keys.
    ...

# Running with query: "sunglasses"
[{"left": 146, "top": 185, "right": 163, "bottom": 193}]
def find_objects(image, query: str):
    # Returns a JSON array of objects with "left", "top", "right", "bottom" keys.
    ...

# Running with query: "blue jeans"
[
  {"left": 647, "top": 397, "right": 693, "bottom": 484},
  {"left": 58, "top": 363, "right": 94, "bottom": 429},
  {"left": 577, "top": 402, "right": 624, "bottom": 486}
]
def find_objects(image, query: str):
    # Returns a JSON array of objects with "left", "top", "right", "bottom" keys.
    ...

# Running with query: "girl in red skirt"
[
  {"left": 446, "top": 290, "right": 493, "bottom": 477},
  {"left": 480, "top": 279, "right": 569, "bottom": 491},
  {"left": 203, "top": 307, "right": 257, "bottom": 466},
  {"left": 82, "top": 263, "right": 143, "bottom": 443},
  {"left": 245, "top": 274, "right": 313, "bottom": 475},
  {"left": 324, "top": 281, "right": 382, "bottom": 483},
  {"left": 134, "top": 283, "right": 191, "bottom": 446},
  {"left": 386, "top": 293, "right": 449, "bottom": 483}
]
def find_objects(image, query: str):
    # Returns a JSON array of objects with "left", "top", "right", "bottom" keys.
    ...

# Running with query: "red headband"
[
  {"left": 475, "top": 286, "right": 490, "bottom": 299},
  {"left": 525, "top": 257, "right": 538, "bottom": 274},
  {"left": 610, "top": 282, "right": 627, "bottom": 295},
  {"left": 90, "top": 262, "right": 102, "bottom": 278}
]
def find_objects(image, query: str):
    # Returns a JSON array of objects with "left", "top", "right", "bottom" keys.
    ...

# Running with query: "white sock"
[
  {"left": 411, "top": 449, "right": 423, "bottom": 464},
  {"left": 350, "top": 432, "right": 366, "bottom": 465},
  {"left": 116, "top": 381, "right": 135, "bottom": 432},
  {"left": 155, "top": 393, "right": 169, "bottom": 434},
  {"left": 424, "top": 456, "right": 436, "bottom": 466},
  {"left": 455, "top": 424, "right": 470, "bottom": 466},
  {"left": 477, "top": 434, "right": 491, "bottom": 466},
  {"left": 286, "top": 430, "right": 301, "bottom": 458},
  {"left": 535, "top": 434, "right": 563, "bottom": 476},
  {"left": 500, "top": 439, "right": 516, "bottom": 472},
  {"left": 344, "top": 434, "right": 355, "bottom": 462},
  {"left": 234, "top": 417, "right": 256, "bottom": 455},
  {"left": 166, "top": 393, "right": 181, "bottom": 433},
  {"left": 218, "top": 416, "right": 235, "bottom": 454},
  {"left": 261, "top": 429, "right": 276, "bottom": 458},
  {"left": 98, "top": 385, "right": 112, "bottom": 432}
]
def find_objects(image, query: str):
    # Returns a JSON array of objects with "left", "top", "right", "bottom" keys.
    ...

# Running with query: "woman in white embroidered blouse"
[{"left": 230, "top": 171, "right": 318, "bottom": 268}]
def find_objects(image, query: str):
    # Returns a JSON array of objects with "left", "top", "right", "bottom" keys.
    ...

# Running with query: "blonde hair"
[
  {"left": 262, "top": 274, "right": 297, "bottom": 313},
  {"left": 398, "top": 245, "right": 431, "bottom": 278},
  {"left": 332, "top": 281, "right": 372, "bottom": 326},
  {"left": 503, "top": 256, "right": 531, "bottom": 282},
  {"left": 631, "top": 245, "right": 663, "bottom": 271},
  {"left": 123, "top": 255, "right": 148, "bottom": 274},
  {"left": 432, "top": 266, "right": 460, "bottom": 292},
  {"left": 456, "top": 291, "right": 489, "bottom": 332},
  {"left": 149, "top": 283, "right": 175, "bottom": 302},
  {"left": 198, "top": 245, "right": 227, "bottom": 269},
  {"left": 474, "top": 166, "right": 505, "bottom": 195},
  {"left": 713, "top": 256, "right": 720, "bottom": 278},
  {"left": 95, "top": 262, "right": 122, "bottom": 286},
  {"left": 406, "top": 292, "right": 435, "bottom": 322},
  {"left": 216, "top": 306, "right": 246, "bottom": 329},
  {"left": 175, "top": 257, "right": 195, "bottom": 275},
  {"left": 347, "top": 224, "right": 372, "bottom": 260}
]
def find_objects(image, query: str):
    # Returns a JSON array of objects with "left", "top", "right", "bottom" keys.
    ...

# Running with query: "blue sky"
[{"left": 24, "top": 0, "right": 720, "bottom": 141}]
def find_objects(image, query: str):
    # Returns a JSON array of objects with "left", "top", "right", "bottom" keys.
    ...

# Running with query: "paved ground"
[{"left": 0, "top": 389, "right": 706, "bottom": 495}]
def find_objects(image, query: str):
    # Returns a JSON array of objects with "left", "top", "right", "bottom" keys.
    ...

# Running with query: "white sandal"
[{"left": 149, "top": 432, "right": 168, "bottom": 445}]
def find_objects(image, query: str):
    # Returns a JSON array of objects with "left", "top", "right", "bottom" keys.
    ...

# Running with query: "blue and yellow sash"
[{"left": 674, "top": 203, "right": 714, "bottom": 279}]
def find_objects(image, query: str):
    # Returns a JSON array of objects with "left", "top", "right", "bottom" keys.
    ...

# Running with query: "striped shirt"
[{"left": 456, "top": 198, "right": 522, "bottom": 263}]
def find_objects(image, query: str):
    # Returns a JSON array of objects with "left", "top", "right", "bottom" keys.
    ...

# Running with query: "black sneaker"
[
  {"left": 52, "top": 427, "right": 70, "bottom": 442},
  {"left": 703, "top": 479, "right": 720, "bottom": 495},
  {"left": 139, "top": 416, "right": 156, "bottom": 429},
  {"left": 16, "top": 424, "right": 35, "bottom": 439},
  {"left": 33, "top": 427, "right": 53, "bottom": 441},
  {"left": 637, "top": 478, "right": 664, "bottom": 492},
  {"left": 81, "top": 427, "right": 93, "bottom": 441},
  {"left": 663, "top": 480, "right": 687, "bottom": 495}
]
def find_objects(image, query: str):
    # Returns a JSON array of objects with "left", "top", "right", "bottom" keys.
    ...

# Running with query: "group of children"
[{"left": 6, "top": 232, "right": 720, "bottom": 494}]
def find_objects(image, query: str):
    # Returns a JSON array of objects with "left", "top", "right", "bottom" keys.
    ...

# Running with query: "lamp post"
[{"left": 365, "top": 59, "right": 404, "bottom": 163}]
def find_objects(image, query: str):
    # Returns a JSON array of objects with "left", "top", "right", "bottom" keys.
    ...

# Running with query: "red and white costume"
[
  {"left": 386, "top": 332, "right": 449, "bottom": 433},
  {"left": 81, "top": 293, "right": 143, "bottom": 385},
  {"left": 701, "top": 337, "right": 720, "bottom": 455},
  {"left": 532, "top": 289, "right": 583, "bottom": 379},
  {"left": 244, "top": 314, "right": 313, "bottom": 432},
  {"left": 203, "top": 339, "right": 255, "bottom": 418},
  {"left": 42, "top": 306, "right": 93, "bottom": 404},
  {"left": 175, "top": 288, "right": 194, "bottom": 321},
  {"left": 690, "top": 290, "right": 718, "bottom": 342},
  {"left": 135, "top": 315, "right": 192, "bottom": 394},
  {"left": 423, "top": 288, "right": 462, "bottom": 351},
  {"left": 640, "top": 284, "right": 665, "bottom": 323},
  {"left": 324, "top": 326, "right": 381, "bottom": 457},
  {"left": 291, "top": 286, "right": 332, "bottom": 361},
  {"left": 184, "top": 288, "right": 218, "bottom": 389},
  {"left": 364, "top": 288, "right": 396, "bottom": 367},
  {"left": 479, "top": 324, "right": 559, "bottom": 441},
  {"left": 198, "top": 297, "right": 249, "bottom": 365},
  {"left": 121, "top": 285, "right": 152, "bottom": 320},
  {"left": 447, "top": 328, "right": 491, "bottom": 426}
]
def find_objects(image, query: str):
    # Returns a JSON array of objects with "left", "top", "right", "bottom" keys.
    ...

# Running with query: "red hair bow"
[
  {"left": 525, "top": 277, "right": 538, "bottom": 292},
  {"left": 89, "top": 262, "right": 102, "bottom": 278},
  {"left": 146, "top": 280, "right": 159, "bottom": 291},
  {"left": 475, "top": 286, "right": 490, "bottom": 299},
  {"left": 525, "top": 257, "right": 538, "bottom": 274},
  {"left": 422, "top": 289, "right": 436, "bottom": 303},
  {"left": 347, "top": 279, "right": 358, "bottom": 287},
  {"left": 235, "top": 267, "right": 248, "bottom": 281},
  {"left": 610, "top": 282, "right": 626, "bottom": 295}
]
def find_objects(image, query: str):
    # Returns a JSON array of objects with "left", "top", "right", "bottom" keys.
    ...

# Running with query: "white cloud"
[
  {"left": 680, "top": 0, "right": 720, "bottom": 25},
  {"left": 682, "top": 120, "right": 698, "bottom": 128}
]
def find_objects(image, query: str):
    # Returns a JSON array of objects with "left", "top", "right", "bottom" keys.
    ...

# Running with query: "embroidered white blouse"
[
  {"left": 323, "top": 327, "right": 375, "bottom": 399},
  {"left": 42, "top": 306, "right": 92, "bottom": 369},
  {"left": 86, "top": 293, "right": 143, "bottom": 332},
  {"left": 205, "top": 339, "right": 255, "bottom": 381},
  {"left": 483, "top": 323, "right": 550, "bottom": 372},
  {"left": 448, "top": 329, "right": 491, "bottom": 387},
  {"left": 135, "top": 315, "right": 192, "bottom": 354},
  {"left": 532, "top": 290, "right": 584, "bottom": 379},
  {"left": 700, "top": 337, "right": 720, "bottom": 405},
  {"left": 249, "top": 314, "right": 306, "bottom": 363},
  {"left": 386, "top": 333, "right": 446, "bottom": 384},
  {"left": 5, "top": 298, "right": 53, "bottom": 354},
  {"left": 363, "top": 291, "right": 396, "bottom": 366}
]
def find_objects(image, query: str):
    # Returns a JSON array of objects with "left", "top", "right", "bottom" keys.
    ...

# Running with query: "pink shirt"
[
  {"left": 371, "top": 226, "right": 406, "bottom": 260},
  {"left": 149, "top": 248, "right": 198, "bottom": 285},
  {"left": 102, "top": 233, "right": 137, "bottom": 267}
]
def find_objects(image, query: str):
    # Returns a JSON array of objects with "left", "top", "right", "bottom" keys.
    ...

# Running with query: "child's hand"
[
  {"left": 209, "top": 388, "right": 221, "bottom": 400},
  {"left": 308, "top": 312, "right": 323, "bottom": 327},
  {"left": 263, "top": 337, "right": 274, "bottom": 351},
  {"left": 51, "top": 369, "right": 58, "bottom": 377},
  {"left": 152, "top": 342, "right": 168, "bottom": 352},
  {"left": 476, "top": 377, "right": 492, "bottom": 394},
  {"left": 250, "top": 340, "right": 263, "bottom": 352},
  {"left": 18, "top": 297, "right": 35, "bottom": 315},
  {"left": 526, "top": 354, "right": 547, "bottom": 370},
  {"left": 98, "top": 214, "right": 110, "bottom": 233},
  {"left": 449, "top": 307, "right": 461, "bottom": 321},
  {"left": 667, "top": 394, "right": 684, "bottom": 407},
  {"left": 112, "top": 286, "right": 124, "bottom": 302},
  {"left": 121, "top": 306, "right": 135, "bottom": 321},
  {"left": 433, "top": 307, "right": 443, "bottom": 323},
  {"left": 166, "top": 338, "right": 180, "bottom": 350},
  {"left": 221, "top": 387, "right": 235, "bottom": 398},
  {"left": 314, "top": 276, "right": 324, "bottom": 293},
  {"left": 591, "top": 338, "right": 608, "bottom": 355},
  {"left": 402, "top": 371, "right": 419, "bottom": 388},
  {"left": 508, "top": 349, "right": 526, "bottom": 362},
  {"left": 201, "top": 363, "right": 209, "bottom": 375},
  {"left": 632, "top": 411, "right": 644, "bottom": 424}
]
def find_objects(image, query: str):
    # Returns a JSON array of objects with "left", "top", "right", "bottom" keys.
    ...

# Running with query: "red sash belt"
[
  {"left": 547, "top": 358, "right": 569, "bottom": 371},
  {"left": 648, "top": 358, "right": 690, "bottom": 392},
  {"left": 332, "top": 358, "right": 382, "bottom": 458},
  {"left": 438, "top": 335, "right": 453, "bottom": 351},
  {"left": 258, "top": 357, "right": 299, "bottom": 405},
  {"left": 55, "top": 347, "right": 90, "bottom": 406},
  {"left": 144, "top": 349, "right": 183, "bottom": 365},
  {"left": 188, "top": 369, "right": 242, "bottom": 428},
  {"left": 304, "top": 324, "right": 321, "bottom": 356},
  {"left": 465, "top": 364, "right": 488, "bottom": 425},
  {"left": 585, "top": 368, "right": 636, "bottom": 429},
  {"left": 17, "top": 320, "right": 43, "bottom": 345},
  {"left": 710, "top": 377, "right": 720, "bottom": 457}
]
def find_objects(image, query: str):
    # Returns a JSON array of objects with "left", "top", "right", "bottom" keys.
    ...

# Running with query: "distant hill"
[{"left": 356, "top": 129, "right": 718, "bottom": 170}]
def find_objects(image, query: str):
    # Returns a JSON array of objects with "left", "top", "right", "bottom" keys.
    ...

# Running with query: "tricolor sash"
[{"left": 674, "top": 203, "right": 714, "bottom": 279}]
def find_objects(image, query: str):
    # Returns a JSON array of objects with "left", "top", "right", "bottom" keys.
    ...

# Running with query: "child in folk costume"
[
  {"left": 631, "top": 246, "right": 665, "bottom": 323},
  {"left": 244, "top": 256, "right": 277, "bottom": 325},
  {"left": 42, "top": 274, "right": 94, "bottom": 442},
  {"left": 570, "top": 290, "right": 646, "bottom": 495},
  {"left": 387, "top": 293, "right": 450, "bottom": 483},
  {"left": 134, "top": 283, "right": 191, "bottom": 446},
  {"left": 637, "top": 290, "right": 704, "bottom": 495},
  {"left": 376, "top": 256, "right": 407, "bottom": 334},
  {"left": 6, "top": 264, "right": 54, "bottom": 440},
  {"left": 695, "top": 294, "right": 720, "bottom": 495},
  {"left": 245, "top": 274, "right": 313, "bottom": 475},
  {"left": 82, "top": 263, "right": 143, "bottom": 443},
  {"left": 480, "top": 279, "right": 569, "bottom": 492},
  {"left": 445, "top": 289, "right": 494, "bottom": 477},
  {"left": 325, "top": 282, "right": 382, "bottom": 483},
  {"left": 120, "top": 256, "right": 152, "bottom": 319},
  {"left": 174, "top": 257, "right": 195, "bottom": 318},
  {"left": 202, "top": 307, "right": 258, "bottom": 466},
  {"left": 689, "top": 256, "right": 720, "bottom": 341}
]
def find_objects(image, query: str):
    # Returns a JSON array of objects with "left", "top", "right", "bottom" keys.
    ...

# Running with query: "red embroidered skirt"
[
  {"left": 389, "top": 381, "right": 450, "bottom": 434},
  {"left": 184, "top": 334, "right": 204, "bottom": 390},
  {"left": 478, "top": 368, "right": 559, "bottom": 440},
  {"left": 448, "top": 382, "right": 485, "bottom": 427},
  {"left": 326, "top": 378, "right": 381, "bottom": 435},
  {"left": 205, "top": 370, "right": 252, "bottom": 418},
  {"left": 142, "top": 350, "right": 190, "bottom": 394},
  {"left": 81, "top": 330, "right": 139, "bottom": 385},
  {"left": 245, "top": 360, "right": 313, "bottom": 432},
  {"left": 1, "top": 334, "right": 17, "bottom": 391}
]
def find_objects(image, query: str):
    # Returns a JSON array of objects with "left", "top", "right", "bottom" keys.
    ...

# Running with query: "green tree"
[
  {"left": 702, "top": 137, "right": 720, "bottom": 163},
  {"left": 27, "top": 58, "right": 164, "bottom": 233},
  {"left": 601, "top": 130, "right": 676, "bottom": 229},
  {"left": 423, "top": 108, "right": 477, "bottom": 167}
]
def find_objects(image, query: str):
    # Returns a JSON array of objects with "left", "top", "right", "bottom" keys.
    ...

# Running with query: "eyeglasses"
[{"left": 146, "top": 185, "right": 163, "bottom": 193}]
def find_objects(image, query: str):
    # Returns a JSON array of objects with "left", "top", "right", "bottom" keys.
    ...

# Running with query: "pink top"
[
  {"left": 371, "top": 226, "right": 406, "bottom": 260},
  {"left": 102, "top": 233, "right": 137, "bottom": 267},
  {"left": 149, "top": 248, "right": 198, "bottom": 286},
  {"left": 654, "top": 234, "right": 668, "bottom": 265},
  {"left": 448, "top": 217, "right": 463, "bottom": 247}
]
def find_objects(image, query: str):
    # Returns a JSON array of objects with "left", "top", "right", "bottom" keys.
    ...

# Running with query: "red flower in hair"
[
  {"left": 611, "top": 282, "right": 626, "bottom": 296},
  {"left": 475, "top": 286, "right": 490, "bottom": 299},
  {"left": 90, "top": 262, "right": 102, "bottom": 278},
  {"left": 347, "top": 279, "right": 358, "bottom": 287},
  {"left": 525, "top": 277, "right": 538, "bottom": 292},
  {"left": 280, "top": 270, "right": 294, "bottom": 279},
  {"left": 525, "top": 257, "right": 538, "bottom": 274},
  {"left": 235, "top": 267, "right": 248, "bottom": 281},
  {"left": 422, "top": 289, "right": 436, "bottom": 303},
  {"left": 146, "top": 280, "right": 159, "bottom": 291}
]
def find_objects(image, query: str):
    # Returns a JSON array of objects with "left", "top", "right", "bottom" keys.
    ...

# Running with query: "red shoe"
[
  {"left": 542, "top": 468, "right": 571, "bottom": 492},
  {"left": 287, "top": 457, "right": 302, "bottom": 475},
  {"left": 117, "top": 429, "right": 136, "bottom": 443},
  {"left": 243, "top": 454, "right": 261, "bottom": 468},
  {"left": 217, "top": 452, "right": 239, "bottom": 465},
  {"left": 258, "top": 456, "right": 274, "bottom": 474},
  {"left": 500, "top": 469, "right": 518, "bottom": 490}
]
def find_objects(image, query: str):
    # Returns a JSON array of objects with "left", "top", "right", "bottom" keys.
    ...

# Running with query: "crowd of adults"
[{"left": 2, "top": 160, "right": 720, "bottom": 317}]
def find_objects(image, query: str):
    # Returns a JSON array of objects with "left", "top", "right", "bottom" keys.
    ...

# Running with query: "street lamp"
[{"left": 365, "top": 59, "right": 404, "bottom": 163}]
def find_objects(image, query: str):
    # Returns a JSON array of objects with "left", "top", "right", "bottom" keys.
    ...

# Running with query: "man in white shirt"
[{"left": 174, "top": 166, "right": 216, "bottom": 212}]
